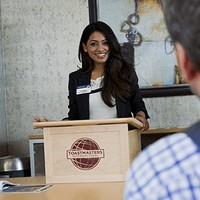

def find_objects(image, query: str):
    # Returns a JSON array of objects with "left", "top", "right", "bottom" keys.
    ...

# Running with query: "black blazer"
[{"left": 67, "top": 69, "right": 149, "bottom": 120}]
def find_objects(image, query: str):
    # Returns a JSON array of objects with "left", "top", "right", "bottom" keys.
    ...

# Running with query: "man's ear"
[{"left": 176, "top": 42, "right": 197, "bottom": 83}]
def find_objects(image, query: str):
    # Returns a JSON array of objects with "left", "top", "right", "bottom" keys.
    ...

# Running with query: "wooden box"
[{"left": 33, "top": 118, "right": 142, "bottom": 183}]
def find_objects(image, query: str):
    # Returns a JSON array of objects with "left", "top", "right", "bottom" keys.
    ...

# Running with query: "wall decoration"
[{"left": 88, "top": 0, "right": 192, "bottom": 97}]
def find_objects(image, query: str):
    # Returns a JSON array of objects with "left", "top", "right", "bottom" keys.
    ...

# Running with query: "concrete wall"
[
  {"left": 0, "top": 0, "right": 199, "bottom": 156},
  {"left": 1, "top": 0, "right": 88, "bottom": 155},
  {"left": 0, "top": 2, "right": 8, "bottom": 156}
]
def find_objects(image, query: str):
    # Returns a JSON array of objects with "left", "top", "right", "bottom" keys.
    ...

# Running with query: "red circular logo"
[{"left": 67, "top": 137, "right": 104, "bottom": 170}]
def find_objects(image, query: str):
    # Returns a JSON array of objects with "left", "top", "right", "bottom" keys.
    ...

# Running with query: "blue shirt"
[{"left": 124, "top": 133, "right": 200, "bottom": 200}]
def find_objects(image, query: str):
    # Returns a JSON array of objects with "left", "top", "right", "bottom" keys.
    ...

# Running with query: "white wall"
[
  {"left": 1, "top": 0, "right": 88, "bottom": 155},
  {"left": 0, "top": 2, "right": 8, "bottom": 156},
  {"left": 0, "top": 0, "right": 199, "bottom": 156},
  {"left": 0, "top": 44, "right": 7, "bottom": 156},
  {"left": 145, "top": 95, "right": 200, "bottom": 129}
]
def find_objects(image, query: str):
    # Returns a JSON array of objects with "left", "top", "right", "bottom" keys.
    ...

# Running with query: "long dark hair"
[{"left": 78, "top": 21, "right": 137, "bottom": 107}]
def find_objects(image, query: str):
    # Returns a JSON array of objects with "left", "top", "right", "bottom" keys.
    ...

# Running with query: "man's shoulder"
[
  {"left": 132, "top": 132, "right": 198, "bottom": 172},
  {"left": 126, "top": 132, "right": 200, "bottom": 189},
  {"left": 144, "top": 132, "right": 189, "bottom": 154},
  {"left": 125, "top": 132, "right": 200, "bottom": 200}
]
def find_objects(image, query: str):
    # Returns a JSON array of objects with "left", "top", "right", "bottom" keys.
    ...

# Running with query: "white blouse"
[{"left": 89, "top": 76, "right": 117, "bottom": 119}]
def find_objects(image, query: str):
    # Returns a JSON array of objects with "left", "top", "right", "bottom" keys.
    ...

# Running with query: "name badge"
[{"left": 76, "top": 85, "right": 91, "bottom": 95}]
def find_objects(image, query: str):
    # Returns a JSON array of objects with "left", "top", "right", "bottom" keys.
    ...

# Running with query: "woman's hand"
[
  {"left": 34, "top": 116, "right": 48, "bottom": 122},
  {"left": 135, "top": 111, "right": 149, "bottom": 131}
]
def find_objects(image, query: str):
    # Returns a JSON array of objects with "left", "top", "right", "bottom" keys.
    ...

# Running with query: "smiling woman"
[{"left": 65, "top": 21, "right": 150, "bottom": 131}]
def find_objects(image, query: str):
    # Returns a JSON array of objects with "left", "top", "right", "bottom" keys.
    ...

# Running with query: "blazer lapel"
[{"left": 76, "top": 71, "right": 91, "bottom": 119}]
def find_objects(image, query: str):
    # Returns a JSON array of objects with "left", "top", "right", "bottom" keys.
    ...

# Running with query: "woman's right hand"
[{"left": 34, "top": 116, "right": 48, "bottom": 122}]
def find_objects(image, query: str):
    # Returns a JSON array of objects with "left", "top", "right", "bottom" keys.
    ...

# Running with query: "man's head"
[{"left": 161, "top": 0, "right": 200, "bottom": 95}]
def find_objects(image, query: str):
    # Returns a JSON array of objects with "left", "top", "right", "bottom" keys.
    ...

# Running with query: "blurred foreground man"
[{"left": 124, "top": 0, "right": 200, "bottom": 199}]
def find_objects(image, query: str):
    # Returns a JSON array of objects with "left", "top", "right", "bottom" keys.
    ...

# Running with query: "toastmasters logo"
[{"left": 66, "top": 137, "right": 104, "bottom": 170}]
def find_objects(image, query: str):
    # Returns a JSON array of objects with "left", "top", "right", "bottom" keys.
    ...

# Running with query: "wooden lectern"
[{"left": 33, "top": 118, "right": 142, "bottom": 184}]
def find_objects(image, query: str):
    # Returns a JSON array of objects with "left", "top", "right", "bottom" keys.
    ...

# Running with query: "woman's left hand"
[{"left": 135, "top": 115, "right": 149, "bottom": 131}]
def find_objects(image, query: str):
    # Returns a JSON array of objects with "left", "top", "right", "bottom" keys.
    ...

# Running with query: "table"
[{"left": 0, "top": 176, "right": 124, "bottom": 200}]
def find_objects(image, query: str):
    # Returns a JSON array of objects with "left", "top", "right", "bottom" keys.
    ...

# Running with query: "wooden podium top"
[
  {"left": 29, "top": 127, "right": 186, "bottom": 140},
  {"left": 33, "top": 117, "right": 143, "bottom": 129}
]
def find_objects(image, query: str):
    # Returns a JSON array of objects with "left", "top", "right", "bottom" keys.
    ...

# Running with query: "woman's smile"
[{"left": 95, "top": 52, "right": 107, "bottom": 59}]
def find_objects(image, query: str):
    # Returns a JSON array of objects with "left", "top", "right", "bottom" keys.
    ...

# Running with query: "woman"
[{"left": 67, "top": 21, "right": 149, "bottom": 130}]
